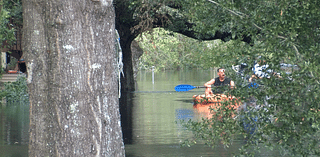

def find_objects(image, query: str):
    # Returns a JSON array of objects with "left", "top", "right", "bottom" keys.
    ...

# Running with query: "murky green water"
[
  {"left": 122, "top": 69, "right": 282, "bottom": 157},
  {"left": 1, "top": 69, "right": 281, "bottom": 156},
  {"left": 0, "top": 97, "right": 29, "bottom": 157}
]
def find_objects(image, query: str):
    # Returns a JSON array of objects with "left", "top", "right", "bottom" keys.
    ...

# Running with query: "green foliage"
[
  {"left": 178, "top": 0, "right": 320, "bottom": 156},
  {"left": 137, "top": 28, "right": 237, "bottom": 71},
  {"left": 137, "top": 28, "right": 197, "bottom": 70},
  {"left": 0, "top": 0, "right": 22, "bottom": 47},
  {"left": 2, "top": 76, "right": 29, "bottom": 105},
  {"left": 6, "top": 55, "right": 18, "bottom": 70}
]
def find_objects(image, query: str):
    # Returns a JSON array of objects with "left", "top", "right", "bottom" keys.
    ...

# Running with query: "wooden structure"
[
  {"left": 0, "top": 73, "right": 20, "bottom": 83},
  {"left": 1, "top": 19, "right": 25, "bottom": 74}
]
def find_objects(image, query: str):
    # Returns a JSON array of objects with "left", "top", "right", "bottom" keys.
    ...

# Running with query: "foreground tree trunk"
[{"left": 22, "top": 0, "right": 125, "bottom": 156}]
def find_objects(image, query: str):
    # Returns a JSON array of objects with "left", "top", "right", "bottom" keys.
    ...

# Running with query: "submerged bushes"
[
  {"left": 136, "top": 28, "right": 234, "bottom": 71},
  {"left": 1, "top": 76, "right": 29, "bottom": 105}
]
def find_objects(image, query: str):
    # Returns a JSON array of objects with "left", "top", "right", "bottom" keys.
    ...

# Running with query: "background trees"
[
  {"left": 137, "top": 28, "right": 234, "bottom": 71},
  {"left": 179, "top": 0, "right": 320, "bottom": 156},
  {"left": 0, "top": 0, "right": 22, "bottom": 49},
  {"left": 114, "top": 0, "right": 247, "bottom": 92}
]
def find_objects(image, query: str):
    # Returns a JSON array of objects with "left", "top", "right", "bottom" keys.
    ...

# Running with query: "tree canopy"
[
  {"left": 0, "top": 0, "right": 22, "bottom": 49},
  {"left": 176, "top": 0, "right": 320, "bottom": 156}
]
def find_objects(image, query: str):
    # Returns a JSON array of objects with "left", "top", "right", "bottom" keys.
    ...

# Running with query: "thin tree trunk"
[
  {"left": 22, "top": 0, "right": 125, "bottom": 156},
  {"left": 120, "top": 40, "right": 135, "bottom": 92},
  {"left": 114, "top": 0, "right": 137, "bottom": 93}
]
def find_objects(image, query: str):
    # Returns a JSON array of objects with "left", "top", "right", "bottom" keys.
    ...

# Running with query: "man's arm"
[
  {"left": 204, "top": 79, "right": 215, "bottom": 87},
  {"left": 230, "top": 80, "right": 235, "bottom": 89},
  {"left": 204, "top": 79, "right": 215, "bottom": 96}
]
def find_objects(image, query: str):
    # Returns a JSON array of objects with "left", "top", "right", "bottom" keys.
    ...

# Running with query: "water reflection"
[
  {"left": 193, "top": 103, "right": 214, "bottom": 119},
  {"left": 0, "top": 103, "right": 29, "bottom": 145},
  {"left": 120, "top": 92, "right": 134, "bottom": 144},
  {"left": 0, "top": 98, "right": 29, "bottom": 156}
]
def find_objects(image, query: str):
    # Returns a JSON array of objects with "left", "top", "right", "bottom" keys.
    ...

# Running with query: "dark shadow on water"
[
  {"left": 174, "top": 99, "right": 194, "bottom": 104},
  {"left": 119, "top": 92, "right": 134, "bottom": 144}
]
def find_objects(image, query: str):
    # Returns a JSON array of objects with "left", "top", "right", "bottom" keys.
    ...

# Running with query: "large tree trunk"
[
  {"left": 120, "top": 38, "right": 135, "bottom": 93},
  {"left": 22, "top": 0, "right": 125, "bottom": 156}
]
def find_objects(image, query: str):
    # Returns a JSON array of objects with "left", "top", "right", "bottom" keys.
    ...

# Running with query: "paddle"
[
  {"left": 175, "top": 82, "right": 260, "bottom": 92},
  {"left": 174, "top": 84, "right": 206, "bottom": 92}
]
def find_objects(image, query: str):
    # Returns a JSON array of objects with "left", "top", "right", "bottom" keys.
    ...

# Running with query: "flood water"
[
  {"left": 0, "top": 95, "right": 29, "bottom": 156},
  {"left": 121, "top": 69, "right": 279, "bottom": 157},
  {"left": 1, "top": 69, "right": 280, "bottom": 156}
]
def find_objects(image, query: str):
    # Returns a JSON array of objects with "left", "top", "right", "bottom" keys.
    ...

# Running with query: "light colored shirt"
[{"left": 252, "top": 63, "right": 271, "bottom": 78}]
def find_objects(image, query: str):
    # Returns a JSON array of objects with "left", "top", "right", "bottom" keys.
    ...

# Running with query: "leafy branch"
[{"left": 207, "top": 0, "right": 303, "bottom": 60}]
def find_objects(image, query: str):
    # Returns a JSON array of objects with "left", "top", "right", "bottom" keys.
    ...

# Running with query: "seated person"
[{"left": 204, "top": 68, "right": 235, "bottom": 96}]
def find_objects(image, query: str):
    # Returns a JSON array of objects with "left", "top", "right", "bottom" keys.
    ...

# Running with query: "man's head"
[{"left": 217, "top": 68, "right": 226, "bottom": 79}]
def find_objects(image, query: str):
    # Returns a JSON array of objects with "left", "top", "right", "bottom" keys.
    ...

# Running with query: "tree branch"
[
  {"left": 207, "top": 0, "right": 307, "bottom": 64},
  {"left": 152, "top": 11, "right": 252, "bottom": 43},
  {"left": 207, "top": 0, "right": 248, "bottom": 18}
]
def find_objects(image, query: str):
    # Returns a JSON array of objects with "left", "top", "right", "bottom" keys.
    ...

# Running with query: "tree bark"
[{"left": 22, "top": 0, "right": 125, "bottom": 156}]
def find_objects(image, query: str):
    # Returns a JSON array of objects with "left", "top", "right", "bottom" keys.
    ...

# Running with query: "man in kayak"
[{"left": 204, "top": 68, "right": 235, "bottom": 96}]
